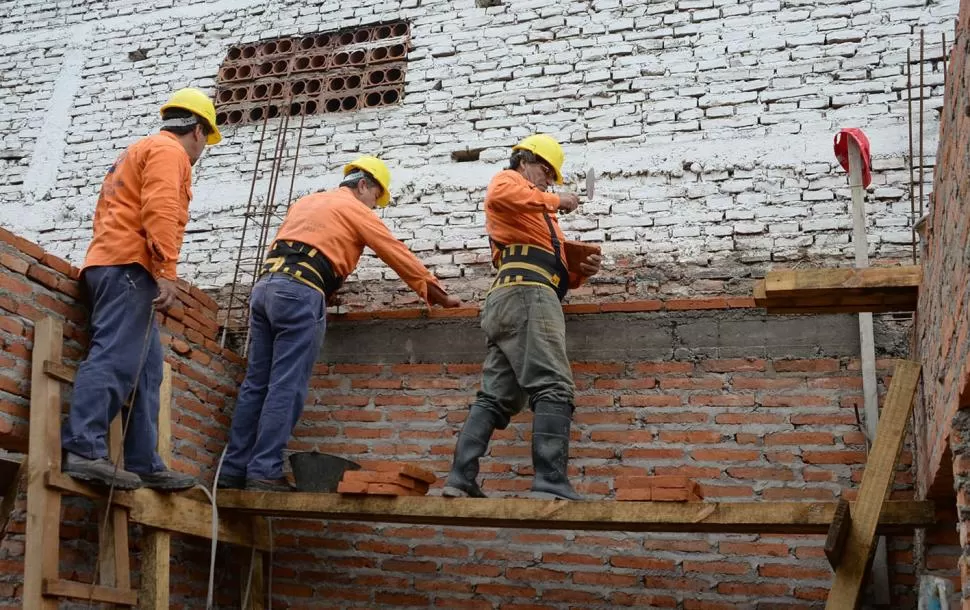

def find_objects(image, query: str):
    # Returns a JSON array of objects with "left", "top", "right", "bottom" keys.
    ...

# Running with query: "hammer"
[{"left": 560, "top": 168, "right": 595, "bottom": 215}]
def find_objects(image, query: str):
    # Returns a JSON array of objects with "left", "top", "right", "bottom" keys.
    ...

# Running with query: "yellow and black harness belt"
[
  {"left": 489, "top": 211, "right": 569, "bottom": 301},
  {"left": 261, "top": 240, "right": 343, "bottom": 297}
]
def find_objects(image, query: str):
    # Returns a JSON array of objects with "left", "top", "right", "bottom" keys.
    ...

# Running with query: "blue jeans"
[
  {"left": 62, "top": 264, "right": 166, "bottom": 475},
  {"left": 221, "top": 274, "right": 327, "bottom": 480}
]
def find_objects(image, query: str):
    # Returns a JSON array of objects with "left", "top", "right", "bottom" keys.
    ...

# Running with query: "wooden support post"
[
  {"left": 824, "top": 498, "right": 851, "bottom": 569},
  {"left": 242, "top": 550, "right": 266, "bottom": 610},
  {"left": 23, "top": 317, "right": 64, "bottom": 610},
  {"left": 825, "top": 360, "right": 921, "bottom": 610},
  {"left": 139, "top": 363, "right": 173, "bottom": 610},
  {"left": 98, "top": 413, "right": 132, "bottom": 603}
]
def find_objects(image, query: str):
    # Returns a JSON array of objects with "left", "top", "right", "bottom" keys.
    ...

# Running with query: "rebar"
[{"left": 907, "top": 47, "right": 916, "bottom": 265}]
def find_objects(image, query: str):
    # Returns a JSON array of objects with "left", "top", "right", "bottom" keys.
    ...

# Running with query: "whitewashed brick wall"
[{"left": 0, "top": 0, "right": 958, "bottom": 307}]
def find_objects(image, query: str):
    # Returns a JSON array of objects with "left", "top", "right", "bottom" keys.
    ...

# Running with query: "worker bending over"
[
  {"left": 219, "top": 157, "right": 461, "bottom": 491},
  {"left": 443, "top": 135, "right": 602, "bottom": 501},
  {"left": 62, "top": 88, "right": 221, "bottom": 491}
]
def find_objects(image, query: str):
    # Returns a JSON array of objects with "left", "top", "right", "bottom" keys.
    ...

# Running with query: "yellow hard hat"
[
  {"left": 159, "top": 88, "right": 222, "bottom": 145},
  {"left": 512, "top": 134, "right": 564, "bottom": 184},
  {"left": 343, "top": 155, "right": 391, "bottom": 207}
]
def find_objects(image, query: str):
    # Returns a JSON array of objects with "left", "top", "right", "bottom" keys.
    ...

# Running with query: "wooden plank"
[
  {"left": 764, "top": 266, "right": 921, "bottom": 296},
  {"left": 42, "top": 578, "right": 137, "bottom": 605},
  {"left": 824, "top": 498, "right": 851, "bottom": 569},
  {"left": 140, "top": 363, "right": 172, "bottom": 610},
  {"left": 0, "top": 458, "right": 25, "bottom": 538},
  {"left": 242, "top": 550, "right": 266, "bottom": 610},
  {"left": 23, "top": 317, "right": 64, "bottom": 610},
  {"left": 826, "top": 360, "right": 921, "bottom": 610},
  {"left": 42, "top": 360, "right": 75, "bottom": 384},
  {"left": 215, "top": 493, "right": 934, "bottom": 535},
  {"left": 45, "top": 471, "right": 272, "bottom": 550},
  {"left": 98, "top": 413, "right": 131, "bottom": 600}
]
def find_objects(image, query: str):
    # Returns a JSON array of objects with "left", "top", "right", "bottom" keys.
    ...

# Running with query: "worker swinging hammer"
[
  {"left": 62, "top": 88, "right": 221, "bottom": 491},
  {"left": 217, "top": 156, "right": 461, "bottom": 492},
  {"left": 442, "top": 134, "right": 603, "bottom": 501}
]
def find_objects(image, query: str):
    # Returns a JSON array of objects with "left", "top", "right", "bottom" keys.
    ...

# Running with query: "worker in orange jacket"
[
  {"left": 62, "top": 88, "right": 221, "bottom": 491},
  {"left": 443, "top": 135, "right": 602, "bottom": 501},
  {"left": 218, "top": 156, "right": 461, "bottom": 491}
]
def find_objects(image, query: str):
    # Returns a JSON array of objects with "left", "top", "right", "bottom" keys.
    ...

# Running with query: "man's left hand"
[{"left": 579, "top": 254, "right": 602, "bottom": 277}]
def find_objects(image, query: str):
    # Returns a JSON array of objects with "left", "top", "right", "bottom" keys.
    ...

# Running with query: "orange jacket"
[
  {"left": 83, "top": 131, "right": 192, "bottom": 281},
  {"left": 271, "top": 187, "right": 442, "bottom": 304},
  {"left": 485, "top": 169, "right": 583, "bottom": 289}
]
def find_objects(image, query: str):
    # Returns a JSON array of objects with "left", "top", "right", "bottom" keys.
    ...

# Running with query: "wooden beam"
[
  {"left": 42, "top": 578, "right": 137, "bottom": 606},
  {"left": 140, "top": 363, "right": 173, "bottom": 610},
  {"left": 98, "top": 413, "right": 131, "bottom": 601},
  {"left": 824, "top": 498, "right": 851, "bottom": 569},
  {"left": 42, "top": 360, "right": 75, "bottom": 384},
  {"left": 242, "top": 551, "right": 266, "bottom": 610},
  {"left": 755, "top": 266, "right": 920, "bottom": 314},
  {"left": 215, "top": 493, "right": 933, "bottom": 535},
  {"left": 45, "top": 471, "right": 271, "bottom": 550},
  {"left": 24, "top": 317, "right": 64, "bottom": 610},
  {"left": 826, "top": 360, "right": 921, "bottom": 610}
]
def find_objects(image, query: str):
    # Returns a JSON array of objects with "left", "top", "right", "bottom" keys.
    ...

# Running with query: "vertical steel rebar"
[
  {"left": 220, "top": 92, "right": 276, "bottom": 348},
  {"left": 919, "top": 30, "right": 925, "bottom": 220},
  {"left": 286, "top": 110, "right": 308, "bottom": 208},
  {"left": 907, "top": 47, "right": 916, "bottom": 265}
]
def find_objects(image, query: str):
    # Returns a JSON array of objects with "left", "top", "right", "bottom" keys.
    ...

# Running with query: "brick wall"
[
  {"left": 259, "top": 306, "right": 955, "bottom": 609},
  {"left": 0, "top": 225, "right": 960, "bottom": 607},
  {"left": 914, "top": 0, "right": 970, "bottom": 605},
  {"left": 0, "top": 0, "right": 958, "bottom": 310},
  {"left": 0, "top": 227, "right": 251, "bottom": 608}
]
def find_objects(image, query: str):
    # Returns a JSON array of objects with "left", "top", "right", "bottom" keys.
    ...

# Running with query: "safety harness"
[
  {"left": 489, "top": 212, "right": 569, "bottom": 301},
  {"left": 261, "top": 240, "right": 343, "bottom": 297}
]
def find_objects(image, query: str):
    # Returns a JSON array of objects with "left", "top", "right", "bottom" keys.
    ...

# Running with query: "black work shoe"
[
  {"left": 216, "top": 473, "right": 246, "bottom": 490},
  {"left": 63, "top": 453, "right": 142, "bottom": 490},
  {"left": 245, "top": 478, "right": 295, "bottom": 492},
  {"left": 442, "top": 481, "right": 486, "bottom": 498},
  {"left": 530, "top": 400, "right": 583, "bottom": 501},
  {"left": 138, "top": 469, "right": 197, "bottom": 491}
]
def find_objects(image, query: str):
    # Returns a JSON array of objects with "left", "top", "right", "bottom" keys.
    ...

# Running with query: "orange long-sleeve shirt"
[
  {"left": 271, "top": 187, "right": 442, "bottom": 304},
  {"left": 83, "top": 131, "right": 192, "bottom": 281},
  {"left": 485, "top": 169, "right": 583, "bottom": 289}
]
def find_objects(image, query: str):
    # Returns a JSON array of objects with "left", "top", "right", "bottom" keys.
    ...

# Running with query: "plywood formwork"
[{"left": 753, "top": 266, "right": 920, "bottom": 314}]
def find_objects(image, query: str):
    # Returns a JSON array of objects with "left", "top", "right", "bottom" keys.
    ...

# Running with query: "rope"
[{"left": 86, "top": 304, "right": 157, "bottom": 608}]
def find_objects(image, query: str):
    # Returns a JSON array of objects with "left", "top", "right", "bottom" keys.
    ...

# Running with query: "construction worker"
[
  {"left": 442, "top": 134, "right": 602, "bottom": 501},
  {"left": 218, "top": 156, "right": 461, "bottom": 492},
  {"left": 62, "top": 88, "right": 221, "bottom": 491}
]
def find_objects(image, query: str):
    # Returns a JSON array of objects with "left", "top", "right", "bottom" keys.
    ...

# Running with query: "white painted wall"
[{"left": 0, "top": 0, "right": 958, "bottom": 306}]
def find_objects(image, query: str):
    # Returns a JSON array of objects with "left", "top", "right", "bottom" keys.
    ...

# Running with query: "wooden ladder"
[{"left": 22, "top": 316, "right": 267, "bottom": 609}]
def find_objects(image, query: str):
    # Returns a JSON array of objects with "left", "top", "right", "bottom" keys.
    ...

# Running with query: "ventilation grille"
[{"left": 215, "top": 21, "right": 410, "bottom": 126}]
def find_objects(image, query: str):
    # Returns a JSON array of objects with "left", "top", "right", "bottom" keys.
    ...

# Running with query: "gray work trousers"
[{"left": 472, "top": 285, "right": 575, "bottom": 428}]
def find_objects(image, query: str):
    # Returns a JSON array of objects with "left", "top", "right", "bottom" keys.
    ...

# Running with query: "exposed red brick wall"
[
  {"left": 0, "top": 227, "right": 247, "bottom": 608},
  {"left": 914, "top": 1, "right": 970, "bottom": 605},
  {"left": 0, "top": 225, "right": 958, "bottom": 608}
]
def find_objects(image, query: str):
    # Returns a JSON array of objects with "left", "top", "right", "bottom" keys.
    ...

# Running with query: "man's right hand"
[
  {"left": 153, "top": 278, "right": 179, "bottom": 312},
  {"left": 558, "top": 193, "right": 580, "bottom": 214},
  {"left": 428, "top": 283, "right": 461, "bottom": 308}
]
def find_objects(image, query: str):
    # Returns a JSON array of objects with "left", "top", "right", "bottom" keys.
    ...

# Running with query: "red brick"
[
  {"left": 594, "top": 377, "right": 657, "bottom": 389},
  {"left": 572, "top": 571, "right": 639, "bottom": 586},
  {"left": 600, "top": 300, "right": 663, "bottom": 312},
  {"left": 634, "top": 362, "right": 694, "bottom": 374},
  {"left": 0, "top": 253, "right": 29, "bottom": 275},
  {"left": 505, "top": 567, "right": 568, "bottom": 582},
  {"left": 610, "top": 556, "right": 676, "bottom": 571},
  {"left": 688, "top": 394, "right": 756, "bottom": 407},
  {"left": 714, "top": 413, "right": 785, "bottom": 425},
  {"left": 765, "top": 432, "right": 835, "bottom": 446},
  {"left": 802, "top": 450, "right": 867, "bottom": 465},
  {"left": 683, "top": 560, "right": 749, "bottom": 575},
  {"left": 665, "top": 297, "right": 729, "bottom": 310},
  {"left": 0, "top": 275, "right": 30, "bottom": 296},
  {"left": 760, "top": 394, "right": 832, "bottom": 408},
  {"left": 700, "top": 358, "right": 766, "bottom": 372},
  {"left": 619, "top": 395, "right": 682, "bottom": 407},
  {"left": 659, "top": 430, "right": 722, "bottom": 444},
  {"left": 643, "top": 412, "right": 710, "bottom": 424},
  {"left": 773, "top": 359, "right": 840, "bottom": 373},
  {"left": 719, "top": 541, "right": 790, "bottom": 557}
]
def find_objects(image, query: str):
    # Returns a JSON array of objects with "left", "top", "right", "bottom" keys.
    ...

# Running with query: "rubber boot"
[
  {"left": 530, "top": 400, "right": 582, "bottom": 501},
  {"left": 442, "top": 404, "right": 499, "bottom": 498}
]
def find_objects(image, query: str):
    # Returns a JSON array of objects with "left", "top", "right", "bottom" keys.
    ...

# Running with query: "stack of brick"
[
  {"left": 337, "top": 462, "right": 436, "bottom": 497},
  {"left": 614, "top": 475, "right": 704, "bottom": 502}
]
